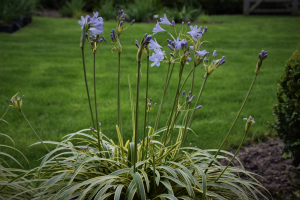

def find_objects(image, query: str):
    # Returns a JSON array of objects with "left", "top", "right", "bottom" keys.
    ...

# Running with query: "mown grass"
[{"left": 0, "top": 15, "right": 299, "bottom": 168}]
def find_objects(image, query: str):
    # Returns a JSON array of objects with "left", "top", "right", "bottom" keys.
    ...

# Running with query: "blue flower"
[
  {"left": 159, "top": 14, "right": 172, "bottom": 26},
  {"left": 149, "top": 38, "right": 162, "bottom": 49},
  {"left": 187, "top": 25, "right": 202, "bottom": 42},
  {"left": 78, "top": 15, "right": 89, "bottom": 28},
  {"left": 149, "top": 48, "right": 165, "bottom": 67},
  {"left": 195, "top": 49, "right": 208, "bottom": 57},
  {"left": 173, "top": 38, "right": 182, "bottom": 51},
  {"left": 153, "top": 21, "right": 166, "bottom": 35},
  {"left": 79, "top": 13, "right": 104, "bottom": 36}
]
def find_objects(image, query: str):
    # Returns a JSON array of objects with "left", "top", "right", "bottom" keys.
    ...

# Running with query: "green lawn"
[{"left": 0, "top": 15, "right": 299, "bottom": 168}]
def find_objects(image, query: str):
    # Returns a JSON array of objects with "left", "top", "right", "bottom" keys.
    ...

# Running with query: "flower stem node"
[{"left": 244, "top": 116, "right": 255, "bottom": 132}]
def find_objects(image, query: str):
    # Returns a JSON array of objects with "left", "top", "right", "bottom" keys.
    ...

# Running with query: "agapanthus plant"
[{"left": 0, "top": 12, "right": 271, "bottom": 200}]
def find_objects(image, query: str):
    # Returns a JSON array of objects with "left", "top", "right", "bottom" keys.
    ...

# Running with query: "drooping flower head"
[
  {"left": 159, "top": 14, "right": 173, "bottom": 26},
  {"left": 153, "top": 21, "right": 166, "bottom": 35},
  {"left": 149, "top": 38, "right": 162, "bottom": 49},
  {"left": 149, "top": 48, "right": 166, "bottom": 67}
]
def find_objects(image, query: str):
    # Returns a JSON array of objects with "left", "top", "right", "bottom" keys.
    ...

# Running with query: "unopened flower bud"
[
  {"left": 170, "top": 53, "right": 174, "bottom": 57},
  {"left": 171, "top": 42, "right": 175, "bottom": 48},
  {"left": 110, "top": 33, "right": 114, "bottom": 42},
  {"left": 244, "top": 116, "right": 255, "bottom": 132},
  {"left": 196, "top": 105, "right": 202, "bottom": 109},
  {"left": 172, "top": 20, "right": 175, "bottom": 26},
  {"left": 98, "top": 122, "right": 101, "bottom": 126},
  {"left": 150, "top": 98, "right": 152, "bottom": 101},
  {"left": 154, "top": 103, "right": 157, "bottom": 106},
  {"left": 90, "top": 127, "right": 93, "bottom": 130},
  {"left": 186, "top": 96, "right": 189, "bottom": 101},
  {"left": 182, "top": 91, "right": 185, "bottom": 97},
  {"left": 135, "top": 40, "right": 139, "bottom": 48},
  {"left": 22, "top": 95, "right": 25, "bottom": 99},
  {"left": 101, "top": 36, "right": 106, "bottom": 42},
  {"left": 139, "top": 139, "right": 142, "bottom": 143},
  {"left": 91, "top": 41, "right": 94, "bottom": 46},
  {"left": 145, "top": 35, "right": 152, "bottom": 43},
  {"left": 212, "top": 50, "right": 217, "bottom": 58},
  {"left": 189, "top": 143, "right": 192, "bottom": 146},
  {"left": 85, "top": 33, "right": 88, "bottom": 39},
  {"left": 187, "top": 22, "right": 190, "bottom": 26},
  {"left": 120, "top": 21, "right": 123, "bottom": 27},
  {"left": 148, "top": 103, "right": 151, "bottom": 107},
  {"left": 131, "top": 19, "right": 135, "bottom": 25},
  {"left": 147, "top": 135, "right": 151, "bottom": 140},
  {"left": 182, "top": 21, "right": 184, "bottom": 25},
  {"left": 121, "top": 14, "right": 126, "bottom": 21},
  {"left": 187, "top": 101, "right": 191, "bottom": 104},
  {"left": 168, "top": 44, "right": 173, "bottom": 51},
  {"left": 189, "top": 91, "right": 191, "bottom": 95},
  {"left": 16, "top": 96, "right": 20, "bottom": 100}
]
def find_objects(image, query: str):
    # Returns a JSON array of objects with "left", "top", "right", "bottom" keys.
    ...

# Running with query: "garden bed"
[{"left": 225, "top": 139, "right": 300, "bottom": 199}]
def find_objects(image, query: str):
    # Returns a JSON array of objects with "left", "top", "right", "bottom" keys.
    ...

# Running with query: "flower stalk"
[
  {"left": 154, "top": 61, "right": 175, "bottom": 131},
  {"left": 142, "top": 56, "right": 150, "bottom": 160},
  {"left": 81, "top": 48, "right": 95, "bottom": 128},
  {"left": 133, "top": 60, "right": 142, "bottom": 173},
  {"left": 93, "top": 53, "right": 101, "bottom": 151},
  {"left": 205, "top": 74, "right": 258, "bottom": 174}
]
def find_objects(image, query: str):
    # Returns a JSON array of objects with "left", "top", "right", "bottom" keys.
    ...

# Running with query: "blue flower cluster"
[{"left": 78, "top": 12, "right": 104, "bottom": 36}]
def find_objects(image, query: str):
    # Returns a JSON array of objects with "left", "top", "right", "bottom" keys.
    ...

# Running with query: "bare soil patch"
[{"left": 224, "top": 139, "right": 300, "bottom": 199}]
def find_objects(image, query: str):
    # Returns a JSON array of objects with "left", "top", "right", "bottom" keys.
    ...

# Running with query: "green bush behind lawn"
[{"left": 0, "top": 15, "right": 299, "bottom": 168}]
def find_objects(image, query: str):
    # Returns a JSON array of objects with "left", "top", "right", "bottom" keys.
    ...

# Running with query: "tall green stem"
[
  {"left": 154, "top": 62, "right": 174, "bottom": 131},
  {"left": 179, "top": 67, "right": 194, "bottom": 94},
  {"left": 181, "top": 63, "right": 197, "bottom": 147},
  {"left": 142, "top": 56, "right": 149, "bottom": 160},
  {"left": 214, "top": 130, "right": 249, "bottom": 183},
  {"left": 81, "top": 48, "right": 95, "bottom": 128},
  {"left": 205, "top": 74, "right": 258, "bottom": 174},
  {"left": 93, "top": 53, "right": 101, "bottom": 150},
  {"left": 0, "top": 106, "right": 10, "bottom": 124},
  {"left": 118, "top": 52, "right": 122, "bottom": 136},
  {"left": 182, "top": 73, "right": 208, "bottom": 145},
  {"left": 163, "top": 63, "right": 184, "bottom": 146},
  {"left": 134, "top": 61, "right": 141, "bottom": 173}
]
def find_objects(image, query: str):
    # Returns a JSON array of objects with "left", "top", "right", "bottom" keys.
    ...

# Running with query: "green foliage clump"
[
  {"left": 95, "top": 0, "right": 116, "bottom": 21},
  {"left": 59, "top": 0, "right": 86, "bottom": 18},
  {"left": 125, "top": 0, "right": 156, "bottom": 22},
  {"left": 272, "top": 46, "right": 300, "bottom": 167},
  {"left": 163, "top": 6, "right": 202, "bottom": 22},
  {"left": 0, "top": 0, "right": 37, "bottom": 24}
]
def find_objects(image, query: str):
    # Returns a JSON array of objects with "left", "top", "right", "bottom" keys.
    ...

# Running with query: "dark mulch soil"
[{"left": 224, "top": 139, "right": 300, "bottom": 199}]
